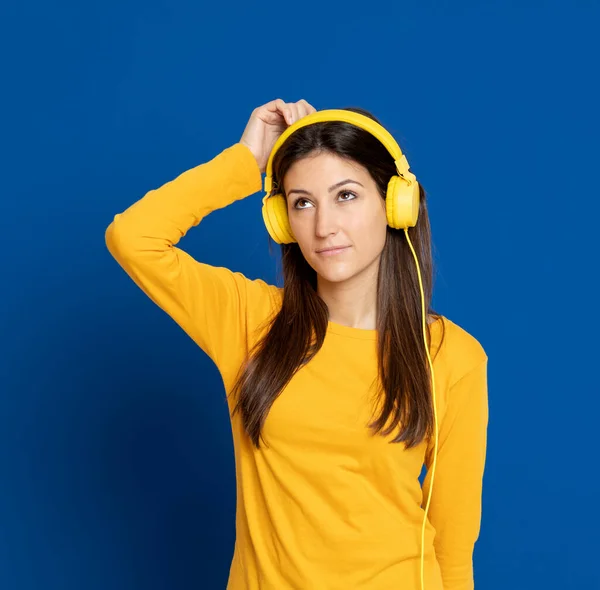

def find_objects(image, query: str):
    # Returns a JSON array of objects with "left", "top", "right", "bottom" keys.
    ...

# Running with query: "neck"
[{"left": 317, "top": 263, "right": 379, "bottom": 330}]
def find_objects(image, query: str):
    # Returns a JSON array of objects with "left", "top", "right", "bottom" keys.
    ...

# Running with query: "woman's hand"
[{"left": 239, "top": 98, "right": 317, "bottom": 173}]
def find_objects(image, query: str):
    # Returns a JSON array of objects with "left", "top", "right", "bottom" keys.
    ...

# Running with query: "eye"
[
  {"left": 292, "top": 191, "right": 357, "bottom": 210},
  {"left": 338, "top": 190, "right": 357, "bottom": 202},
  {"left": 293, "top": 198, "right": 311, "bottom": 209}
]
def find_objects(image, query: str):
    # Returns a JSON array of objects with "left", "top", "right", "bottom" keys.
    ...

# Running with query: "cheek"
[
  {"left": 288, "top": 216, "right": 309, "bottom": 246},
  {"left": 288, "top": 218, "right": 313, "bottom": 258},
  {"left": 356, "top": 206, "right": 388, "bottom": 246}
]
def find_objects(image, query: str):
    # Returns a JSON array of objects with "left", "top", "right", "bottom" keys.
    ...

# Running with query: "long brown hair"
[{"left": 230, "top": 106, "right": 446, "bottom": 449}]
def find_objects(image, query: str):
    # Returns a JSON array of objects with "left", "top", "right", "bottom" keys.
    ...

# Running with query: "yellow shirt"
[{"left": 105, "top": 142, "right": 489, "bottom": 590}]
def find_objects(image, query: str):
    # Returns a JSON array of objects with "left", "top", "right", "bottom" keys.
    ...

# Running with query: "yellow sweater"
[{"left": 105, "top": 142, "right": 489, "bottom": 590}]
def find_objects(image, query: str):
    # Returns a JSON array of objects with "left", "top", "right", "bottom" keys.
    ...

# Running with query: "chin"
[{"left": 311, "top": 262, "right": 359, "bottom": 284}]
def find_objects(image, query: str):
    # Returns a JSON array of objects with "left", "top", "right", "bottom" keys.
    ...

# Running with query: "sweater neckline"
[
  {"left": 326, "top": 316, "right": 444, "bottom": 341},
  {"left": 327, "top": 320, "right": 377, "bottom": 341}
]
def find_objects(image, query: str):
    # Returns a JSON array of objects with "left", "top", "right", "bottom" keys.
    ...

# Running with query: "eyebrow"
[{"left": 286, "top": 179, "right": 364, "bottom": 197}]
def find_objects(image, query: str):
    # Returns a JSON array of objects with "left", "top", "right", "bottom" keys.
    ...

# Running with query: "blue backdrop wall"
[{"left": 2, "top": 1, "right": 598, "bottom": 588}]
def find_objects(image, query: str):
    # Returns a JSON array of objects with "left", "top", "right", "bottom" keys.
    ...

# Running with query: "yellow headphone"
[
  {"left": 261, "top": 109, "right": 420, "bottom": 243},
  {"left": 261, "top": 109, "right": 439, "bottom": 590}
]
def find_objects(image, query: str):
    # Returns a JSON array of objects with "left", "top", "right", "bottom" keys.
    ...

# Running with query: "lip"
[{"left": 316, "top": 246, "right": 351, "bottom": 256}]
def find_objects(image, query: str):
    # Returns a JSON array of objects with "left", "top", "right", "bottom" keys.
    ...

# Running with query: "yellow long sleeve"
[
  {"left": 105, "top": 142, "right": 279, "bottom": 378},
  {"left": 105, "top": 140, "right": 489, "bottom": 589},
  {"left": 422, "top": 356, "right": 489, "bottom": 590}
]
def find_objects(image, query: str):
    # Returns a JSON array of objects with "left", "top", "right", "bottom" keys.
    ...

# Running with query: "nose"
[{"left": 314, "top": 202, "right": 339, "bottom": 238}]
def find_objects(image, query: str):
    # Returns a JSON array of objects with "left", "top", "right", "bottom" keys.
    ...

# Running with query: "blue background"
[{"left": 2, "top": 1, "right": 598, "bottom": 588}]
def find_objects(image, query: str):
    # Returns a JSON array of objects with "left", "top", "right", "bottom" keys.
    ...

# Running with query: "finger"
[
  {"left": 263, "top": 99, "right": 288, "bottom": 125},
  {"left": 288, "top": 103, "right": 301, "bottom": 125},
  {"left": 275, "top": 99, "right": 292, "bottom": 124},
  {"left": 284, "top": 102, "right": 297, "bottom": 125},
  {"left": 295, "top": 100, "right": 308, "bottom": 118},
  {"left": 266, "top": 98, "right": 284, "bottom": 114},
  {"left": 298, "top": 99, "right": 317, "bottom": 115},
  {"left": 271, "top": 98, "right": 289, "bottom": 122}
]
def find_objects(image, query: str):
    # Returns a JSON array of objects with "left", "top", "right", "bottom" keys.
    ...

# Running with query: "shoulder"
[
  {"left": 231, "top": 272, "right": 282, "bottom": 306},
  {"left": 228, "top": 272, "right": 282, "bottom": 314},
  {"left": 432, "top": 315, "right": 488, "bottom": 386}
]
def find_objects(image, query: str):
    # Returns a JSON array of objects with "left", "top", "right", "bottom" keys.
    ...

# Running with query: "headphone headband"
[{"left": 263, "top": 109, "right": 415, "bottom": 194}]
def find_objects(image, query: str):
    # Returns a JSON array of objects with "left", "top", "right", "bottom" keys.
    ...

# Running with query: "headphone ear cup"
[
  {"left": 385, "top": 175, "right": 420, "bottom": 229},
  {"left": 261, "top": 193, "right": 296, "bottom": 244}
]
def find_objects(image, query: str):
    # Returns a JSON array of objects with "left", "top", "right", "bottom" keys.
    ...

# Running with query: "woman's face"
[{"left": 283, "top": 151, "right": 388, "bottom": 286}]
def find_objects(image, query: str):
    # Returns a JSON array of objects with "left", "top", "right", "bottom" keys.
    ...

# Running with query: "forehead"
[{"left": 283, "top": 152, "right": 368, "bottom": 187}]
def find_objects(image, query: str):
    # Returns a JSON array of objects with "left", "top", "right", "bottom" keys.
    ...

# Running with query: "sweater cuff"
[{"left": 229, "top": 141, "right": 263, "bottom": 197}]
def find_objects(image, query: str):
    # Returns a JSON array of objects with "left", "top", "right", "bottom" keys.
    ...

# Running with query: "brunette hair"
[{"left": 230, "top": 106, "right": 446, "bottom": 449}]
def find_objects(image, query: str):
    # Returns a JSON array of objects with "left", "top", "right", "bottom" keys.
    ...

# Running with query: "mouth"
[{"left": 316, "top": 246, "right": 351, "bottom": 256}]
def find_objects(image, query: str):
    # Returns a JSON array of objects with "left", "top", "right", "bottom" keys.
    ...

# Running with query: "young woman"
[{"left": 105, "top": 98, "right": 489, "bottom": 590}]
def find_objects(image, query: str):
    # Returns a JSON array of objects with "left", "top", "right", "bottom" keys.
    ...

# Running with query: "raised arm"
[
  {"left": 105, "top": 142, "right": 269, "bottom": 372},
  {"left": 105, "top": 99, "right": 317, "bottom": 379}
]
